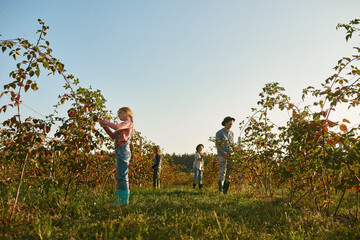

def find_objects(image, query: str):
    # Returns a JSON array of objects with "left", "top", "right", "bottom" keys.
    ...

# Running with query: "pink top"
[{"left": 102, "top": 120, "right": 133, "bottom": 147}]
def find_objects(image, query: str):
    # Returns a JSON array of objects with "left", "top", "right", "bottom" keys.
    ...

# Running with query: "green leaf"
[{"left": 31, "top": 83, "right": 38, "bottom": 90}]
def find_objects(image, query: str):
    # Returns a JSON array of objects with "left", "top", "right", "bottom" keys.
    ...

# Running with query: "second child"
[
  {"left": 193, "top": 144, "right": 206, "bottom": 189},
  {"left": 152, "top": 145, "right": 162, "bottom": 189}
]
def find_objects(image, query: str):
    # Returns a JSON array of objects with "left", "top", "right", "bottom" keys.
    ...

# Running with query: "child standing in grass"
[
  {"left": 152, "top": 145, "right": 162, "bottom": 189},
  {"left": 193, "top": 144, "right": 206, "bottom": 189},
  {"left": 99, "top": 107, "right": 133, "bottom": 205}
]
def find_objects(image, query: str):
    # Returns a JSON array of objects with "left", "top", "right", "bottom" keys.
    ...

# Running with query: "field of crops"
[{"left": 2, "top": 18, "right": 360, "bottom": 240}]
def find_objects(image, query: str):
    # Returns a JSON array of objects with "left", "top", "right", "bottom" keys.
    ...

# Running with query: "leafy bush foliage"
[{"left": 2, "top": 18, "right": 360, "bottom": 222}]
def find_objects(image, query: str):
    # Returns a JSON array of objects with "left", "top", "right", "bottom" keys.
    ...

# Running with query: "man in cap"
[{"left": 215, "top": 116, "right": 235, "bottom": 194}]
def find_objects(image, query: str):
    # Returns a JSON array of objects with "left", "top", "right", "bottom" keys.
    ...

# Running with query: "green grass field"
[{"left": 1, "top": 185, "right": 360, "bottom": 239}]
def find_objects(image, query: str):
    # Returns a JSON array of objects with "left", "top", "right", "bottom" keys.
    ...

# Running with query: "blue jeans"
[
  {"left": 193, "top": 167, "right": 203, "bottom": 185},
  {"left": 115, "top": 132, "right": 132, "bottom": 190},
  {"left": 115, "top": 148, "right": 130, "bottom": 190}
]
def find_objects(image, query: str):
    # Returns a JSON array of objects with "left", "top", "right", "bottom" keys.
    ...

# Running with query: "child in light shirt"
[{"left": 193, "top": 144, "right": 206, "bottom": 189}]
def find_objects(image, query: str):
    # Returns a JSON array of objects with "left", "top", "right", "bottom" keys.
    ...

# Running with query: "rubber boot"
[
  {"left": 218, "top": 180, "right": 223, "bottom": 194},
  {"left": 199, "top": 184, "right": 203, "bottom": 189},
  {"left": 113, "top": 190, "right": 130, "bottom": 206},
  {"left": 223, "top": 181, "right": 230, "bottom": 195},
  {"left": 193, "top": 183, "right": 196, "bottom": 189}
]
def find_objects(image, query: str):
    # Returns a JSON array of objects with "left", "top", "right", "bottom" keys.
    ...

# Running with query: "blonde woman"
[{"left": 100, "top": 107, "right": 134, "bottom": 205}]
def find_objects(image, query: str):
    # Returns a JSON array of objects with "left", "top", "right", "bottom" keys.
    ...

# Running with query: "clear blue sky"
[{"left": 1, "top": 1, "right": 359, "bottom": 154}]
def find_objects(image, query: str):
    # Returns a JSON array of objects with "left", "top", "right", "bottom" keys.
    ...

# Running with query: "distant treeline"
[{"left": 165, "top": 153, "right": 195, "bottom": 173}]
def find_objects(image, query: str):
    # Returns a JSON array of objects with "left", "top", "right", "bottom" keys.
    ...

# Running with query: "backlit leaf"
[
  {"left": 343, "top": 118, "right": 350, "bottom": 123},
  {"left": 340, "top": 124, "right": 348, "bottom": 132}
]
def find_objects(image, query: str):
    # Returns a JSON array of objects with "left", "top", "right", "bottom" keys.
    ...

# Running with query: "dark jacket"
[{"left": 152, "top": 154, "right": 162, "bottom": 169}]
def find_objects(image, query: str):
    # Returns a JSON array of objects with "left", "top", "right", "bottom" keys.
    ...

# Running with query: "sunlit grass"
[{"left": 1, "top": 184, "right": 360, "bottom": 239}]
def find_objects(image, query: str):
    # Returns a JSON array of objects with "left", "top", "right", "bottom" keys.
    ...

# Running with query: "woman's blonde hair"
[{"left": 118, "top": 107, "right": 133, "bottom": 123}]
